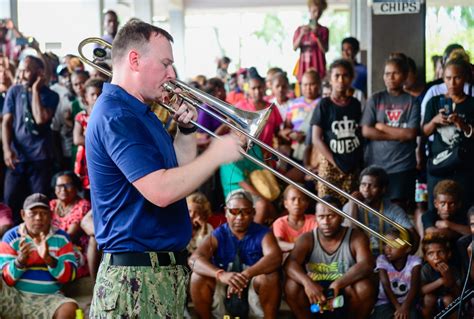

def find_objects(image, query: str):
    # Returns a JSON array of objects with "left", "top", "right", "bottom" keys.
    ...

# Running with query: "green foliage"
[
  {"left": 253, "top": 14, "right": 286, "bottom": 51},
  {"left": 426, "top": 6, "right": 474, "bottom": 81}
]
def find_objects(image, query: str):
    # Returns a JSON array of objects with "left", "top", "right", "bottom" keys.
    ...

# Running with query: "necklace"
[{"left": 55, "top": 199, "right": 77, "bottom": 217}]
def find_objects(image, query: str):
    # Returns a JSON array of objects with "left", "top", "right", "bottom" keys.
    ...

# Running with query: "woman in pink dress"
[{"left": 293, "top": 0, "right": 329, "bottom": 82}]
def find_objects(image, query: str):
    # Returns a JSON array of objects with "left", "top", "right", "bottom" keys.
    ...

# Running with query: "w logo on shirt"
[{"left": 385, "top": 109, "right": 403, "bottom": 127}]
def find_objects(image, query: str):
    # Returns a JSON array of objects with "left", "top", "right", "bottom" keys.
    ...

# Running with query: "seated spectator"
[
  {"left": 189, "top": 189, "right": 282, "bottom": 319},
  {"left": 186, "top": 192, "right": 214, "bottom": 254},
  {"left": 73, "top": 78, "right": 104, "bottom": 194},
  {"left": 273, "top": 185, "right": 315, "bottom": 255},
  {"left": 50, "top": 171, "right": 91, "bottom": 278},
  {"left": 0, "top": 193, "right": 78, "bottom": 318},
  {"left": 371, "top": 228, "right": 422, "bottom": 319},
  {"left": 269, "top": 72, "right": 291, "bottom": 119},
  {"left": 0, "top": 203, "right": 13, "bottom": 238},
  {"left": 422, "top": 179, "right": 470, "bottom": 240},
  {"left": 421, "top": 235, "right": 461, "bottom": 318},
  {"left": 285, "top": 195, "right": 376, "bottom": 319},
  {"left": 310, "top": 59, "right": 363, "bottom": 204},
  {"left": 236, "top": 73, "right": 283, "bottom": 147},
  {"left": 344, "top": 166, "right": 419, "bottom": 257}
]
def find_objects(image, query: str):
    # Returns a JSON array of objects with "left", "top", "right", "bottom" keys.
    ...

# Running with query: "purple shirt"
[{"left": 197, "top": 104, "right": 222, "bottom": 133}]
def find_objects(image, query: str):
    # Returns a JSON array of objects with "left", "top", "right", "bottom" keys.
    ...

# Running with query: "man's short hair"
[
  {"left": 112, "top": 18, "right": 173, "bottom": 65},
  {"left": 359, "top": 165, "right": 389, "bottom": 189},
  {"left": 433, "top": 179, "right": 462, "bottom": 201},
  {"left": 319, "top": 195, "right": 342, "bottom": 210},
  {"left": 23, "top": 193, "right": 50, "bottom": 211},
  {"left": 225, "top": 189, "right": 254, "bottom": 206},
  {"left": 341, "top": 37, "right": 360, "bottom": 54}
]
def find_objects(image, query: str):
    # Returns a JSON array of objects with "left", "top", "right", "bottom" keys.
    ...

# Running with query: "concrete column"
[
  {"left": 134, "top": 0, "right": 153, "bottom": 23},
  {"left": 367, "top": 0, "right": 426, "bottom": 95},
  {"left": 169, "top": 2, "right": 185, "bottom": 78},
  {"left": 350, "top": 0, "right": 369, "bottom": 66}
]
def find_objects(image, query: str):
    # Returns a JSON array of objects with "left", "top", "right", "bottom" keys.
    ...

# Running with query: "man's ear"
[
  {"left": 20, "top": 209, "right": 26, "bottom": 222},
  {"left": 128, "top": 50, "right": 140, "bottom": 72}
]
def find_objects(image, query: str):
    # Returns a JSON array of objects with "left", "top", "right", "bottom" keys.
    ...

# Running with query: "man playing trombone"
[{"left": 85, "top": 19, "right": 241, "bottom": 318}]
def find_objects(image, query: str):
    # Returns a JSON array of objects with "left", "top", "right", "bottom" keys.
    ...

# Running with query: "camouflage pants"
[
  {"left": 90, "top": 253, "right": 189, "bottom": 319},
  {"left": 317, "top": 155, "right": 357, "bottom": 205},
  {"left": 0, "top": 278, "right": 77, "bottom": 319}
]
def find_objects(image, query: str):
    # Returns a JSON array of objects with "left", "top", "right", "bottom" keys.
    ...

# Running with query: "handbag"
[
  {"left": 249, "top": 169, "right": 280, "bottom": 201},
  {"left": 223, "top": 248, "right": 249, "bottom": 319},
  {"left": 427, "top": 145, "right": 467, "bottom": 176}
]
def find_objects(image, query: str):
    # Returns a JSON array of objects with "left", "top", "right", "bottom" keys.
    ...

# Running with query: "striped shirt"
[{"left": 0, "top": 224, "right": 77, "bottom": 294}]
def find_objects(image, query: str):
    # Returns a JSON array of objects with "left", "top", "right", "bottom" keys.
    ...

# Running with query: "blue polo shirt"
[
  {"left": 2, "top": 84, "right": 59, "bottom": 162},
  {"left": 86, "top": 83, "right": 192, "bottom": 253}
]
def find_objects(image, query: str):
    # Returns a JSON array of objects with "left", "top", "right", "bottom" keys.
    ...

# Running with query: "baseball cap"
[
  {"left": 23, "top": 193, "right": 50, "bottom": 211},
  {"left": 56, "top": 64, "right": 69, "bottom": 76},
  {"left": 225, "top": 189, "right": 254, "bottom": 206}
]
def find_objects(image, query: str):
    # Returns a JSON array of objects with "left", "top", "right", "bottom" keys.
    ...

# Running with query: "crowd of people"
[{"left": 0, "top": 0, "right": 474, "bottom": 318}]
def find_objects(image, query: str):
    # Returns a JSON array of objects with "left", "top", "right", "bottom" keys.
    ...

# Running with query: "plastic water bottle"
[{"left": 310, "top": 295, "right": 344, "bottom": 313}]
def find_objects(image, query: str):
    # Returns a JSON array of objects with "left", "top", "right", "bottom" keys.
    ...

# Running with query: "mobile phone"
[
  {"left": 309, "top": 18, "right": 317, "bottom": 28},
  {"left": 326, "top": 288, "right": 335, "bottom": 299}
]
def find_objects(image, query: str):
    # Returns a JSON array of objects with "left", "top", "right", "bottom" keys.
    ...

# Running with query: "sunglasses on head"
[{"left": 225, "top": 207, "right": 254, "bottom": 217}]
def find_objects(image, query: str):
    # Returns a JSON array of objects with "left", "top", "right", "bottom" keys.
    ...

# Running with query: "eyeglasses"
[
  {"left": 226, "top": 207, "right": 254, "bottom": 217},
  {"left": 55, "top": 183, "right": 75, "bottom": 191},
  {"left": 25, "top": 209, "right": 50, "bottom": 218}
]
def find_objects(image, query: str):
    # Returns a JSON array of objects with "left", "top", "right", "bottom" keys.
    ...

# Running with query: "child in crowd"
[
  {"left": 270, "top": 72, "right": 292, "bottom": 119},
  {"left": 372, "top": 228, "right": 421, "bottom": 319},
  {"left": 310, "top": 59, "right": 363, "bottom": 204},
  {"left": 321, "top": 80, "right": 331, "bottom": 98},
  {"left": 73, "top": 78, "right": 104, "bottom": 194},
  {"left": 272, "top": 185, "right": 315, "bottom": 256},
  {"left": 421, "top": 235, "right": 461, "bottom": 319},
  {"left": 422, "top": 180, "right": 470, "bottom": 241},
  {"left": 186, "top": 192, "right": 214, "bottom": 253},
  {"left": 70, "top": 70, "right": 90, "bottom": 166}
]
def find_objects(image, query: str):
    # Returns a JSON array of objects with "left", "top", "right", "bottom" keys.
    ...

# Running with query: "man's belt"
[{"left": 109, "top": 251, "right": 188, "bottom": 267}]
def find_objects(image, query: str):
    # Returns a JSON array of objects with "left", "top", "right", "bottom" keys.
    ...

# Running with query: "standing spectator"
[
  {"left": 49, "top": 171, "right": 91, "bottom": 278},
  {"left": 341, "top": 37, "right": 367, "bottom": 97},
  {"left": 50, "top": 64, "right": 74, "bottom": 170},
  {"left": 189, "top": 189, "right": 282, "bottom": 319},
  {"left": 422, "top": 57, "right": 474, "bottom": 211},
  {"left": 285, "top": 195, "right": 376, "bottom": 319},
  {"left": 216, "top": 56, "right": 231, "bottom": 82},
  {"left": 343, "top": 166, "right": 418, "bottom": 257},
  {"left": 226, "top": 68, "right": 247, "bottom": 106},
  {"left": 73, "top": 78, "right": 104, "bottom": 194},
  {"left": 2, "top": 56, "right": 59, "bottom": 223},
  {"left": 311, "top": 59, "right": 363, "bottom": 204},
  {"left": 361, "top": 54, "right": 420, "bottom": 210},
  {"left": 0, "top": 193, "right": 78, "bottom": 318},
  {"left": 293, "top": 0, "right": 329, "bottom": 82},
  {"left": 371, "top": 228, "right": 422, "bottom": 319},
  {"left": 102, "top": 10, "right": 119, "bottom": 44}
]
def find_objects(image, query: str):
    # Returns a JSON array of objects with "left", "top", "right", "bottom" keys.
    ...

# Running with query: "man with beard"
[
  {"left": 2, "top": 56, "right": 59, "bottom": 223},
  {"left": 285, "top": 195, "right": 376, "bottom": 319}
]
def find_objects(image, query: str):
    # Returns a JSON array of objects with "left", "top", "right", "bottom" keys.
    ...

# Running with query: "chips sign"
[{"left": 372, "top": 0, "right": 421, "bottom": 15}]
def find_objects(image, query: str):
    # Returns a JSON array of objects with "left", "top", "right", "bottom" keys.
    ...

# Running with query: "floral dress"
[{"left": 50, "top": 198, "right": 91, "bottom": 278}]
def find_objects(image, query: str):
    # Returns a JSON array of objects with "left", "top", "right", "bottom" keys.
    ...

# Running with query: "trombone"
[{"left": 78, "top": 37, "right": 411, "bottom": 249}]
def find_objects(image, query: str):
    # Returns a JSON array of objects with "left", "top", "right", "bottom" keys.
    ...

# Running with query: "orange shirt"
[{"left": 272, "top": 214, "right": 317, "bottom": 243}]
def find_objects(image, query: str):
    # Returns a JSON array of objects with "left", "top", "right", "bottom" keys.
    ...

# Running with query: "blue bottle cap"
[{"left": 310, "top": 303, "right": 320, "bottom": 313}]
